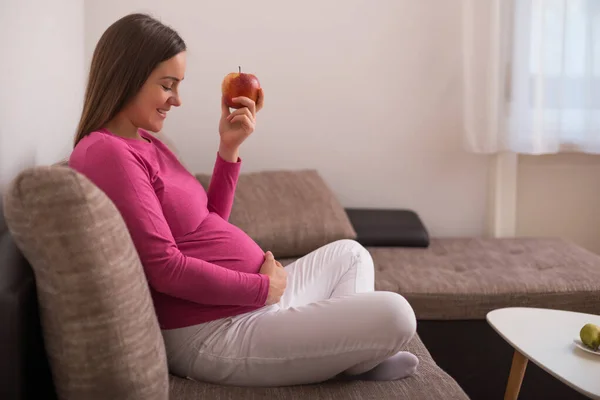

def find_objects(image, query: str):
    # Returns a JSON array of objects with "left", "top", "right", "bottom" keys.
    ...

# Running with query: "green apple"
[{"left": 580, "top": 323, "right": 600, "bottom": 350}]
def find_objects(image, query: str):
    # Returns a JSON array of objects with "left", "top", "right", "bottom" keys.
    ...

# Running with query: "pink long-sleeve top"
[{"left": 68, "top": 128, "right": 269, "bottom": 329}]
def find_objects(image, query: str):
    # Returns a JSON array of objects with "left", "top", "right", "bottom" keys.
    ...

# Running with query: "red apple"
[{"left": 221, "top": 66, "right": 261, "bottom": 109}]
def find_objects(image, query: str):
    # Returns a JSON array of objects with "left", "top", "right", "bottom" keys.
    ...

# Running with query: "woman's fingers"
[
  {"left": 226, "top": 107, "right": 253, "bottom": 122},
  {"left": 231, "top": 96, "right": 257, "bottom": 116},
  {"left": 229, "top": 115, "right": 254, "bottom": 130},
  {"left": 256, "top": 89, "right": 264, "bottom": 112},
  {"left": 221, "top": 95, "right": 231, "bottom": 117}
]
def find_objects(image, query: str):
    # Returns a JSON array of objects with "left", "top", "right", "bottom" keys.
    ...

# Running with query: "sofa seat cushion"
[
  {"left": 168, "top": 334, "right": 469, "bottom": 400},
  {"left": 372, "top": 238, "right": 600, "bottom": 320}
]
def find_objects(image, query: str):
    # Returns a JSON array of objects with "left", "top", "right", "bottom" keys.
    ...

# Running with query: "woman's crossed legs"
[{"left": 163, "top": 239, "right": 418, "bottom": 387}]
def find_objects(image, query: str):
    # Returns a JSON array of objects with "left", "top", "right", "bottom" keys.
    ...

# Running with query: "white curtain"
[{"left": 462, "top": 0, "right": 600, "bottom": 154}]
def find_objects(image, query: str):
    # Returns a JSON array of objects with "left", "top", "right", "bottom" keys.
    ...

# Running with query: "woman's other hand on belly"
[{"left": 260, "top": 251, "right": 287, "bottom": 305}]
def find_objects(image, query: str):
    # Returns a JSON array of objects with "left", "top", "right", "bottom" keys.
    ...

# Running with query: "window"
[{"left": 509, "top": 0, "right": 600, "bottom": 151}]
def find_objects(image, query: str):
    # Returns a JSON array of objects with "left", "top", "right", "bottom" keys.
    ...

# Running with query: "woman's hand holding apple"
[{"left": 218, "top": 69, "right": 264, "bottom": 162}]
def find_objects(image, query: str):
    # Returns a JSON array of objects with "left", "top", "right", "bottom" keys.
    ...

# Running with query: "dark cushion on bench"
[{"left": 345, "top": 209, "right": 429, "bottom": 248}]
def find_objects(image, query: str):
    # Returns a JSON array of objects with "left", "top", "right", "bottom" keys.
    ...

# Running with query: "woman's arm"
[
  {"left": 205, "top": 149, "right": 240, "bottom": 221},
  {"left": 78, "top": 140, "right": 269, "bottom": 307},
  {"left": 208, "top": 90, "right": 265, "bottom": 220}
]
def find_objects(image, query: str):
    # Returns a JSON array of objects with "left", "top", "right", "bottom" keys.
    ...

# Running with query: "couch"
[
  {"left": 2, "top": 165, "right": 600, "bottom": 400},
  {"left": 0, "top": 166, "right": 469, "bottom": 400}
]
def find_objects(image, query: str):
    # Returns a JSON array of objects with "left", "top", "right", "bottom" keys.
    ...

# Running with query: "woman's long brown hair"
[{"left": 74, "top": 13, "right": 186, "bottom": 146}]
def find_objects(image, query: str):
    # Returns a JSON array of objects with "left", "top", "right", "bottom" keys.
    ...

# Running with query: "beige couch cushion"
[
  {"left": 282, "top": 238, "right": 600, "bottom": 320},
  {"left": 196, "top": 170, "right": 356, "bottom": 258},
  {"left": 168, "top": 333, "right": 469, "bottom": 400},
  {"left": 3, "top": 166, "right": 169, "bottom": 400},
  {"left": 371, "top": 238, "right": 600, "bottom": 319}
]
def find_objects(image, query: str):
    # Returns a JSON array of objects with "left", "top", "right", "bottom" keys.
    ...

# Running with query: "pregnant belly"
[{"left": 176, "top": 212, "right": 266, "bottom": 274}]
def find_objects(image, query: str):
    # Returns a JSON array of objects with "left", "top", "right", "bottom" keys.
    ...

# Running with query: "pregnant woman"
[{"left": 69, "top": 13, "right": 418, "bottom": 387}]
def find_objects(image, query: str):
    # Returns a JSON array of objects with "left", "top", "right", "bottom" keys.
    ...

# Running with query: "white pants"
[{"left": 161, "top": 239, "right": 417, "bottom": 387}]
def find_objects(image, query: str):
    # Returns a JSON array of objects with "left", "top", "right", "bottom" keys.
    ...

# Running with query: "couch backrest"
[
  {"left": 2, "top": 166, "right": 169, "bottom": 400},
  {"left": 196, "top": 169, "right": 357, "bottom": 258}
]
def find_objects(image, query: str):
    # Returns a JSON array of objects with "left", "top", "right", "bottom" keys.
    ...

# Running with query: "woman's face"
[{"left": 124, "top": 51, "right": 186, "bottom": 133}]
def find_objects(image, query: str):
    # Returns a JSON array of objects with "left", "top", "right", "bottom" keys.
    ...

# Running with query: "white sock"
[{"left": 348, "top": 351, "right": 419, "bottom": 381}]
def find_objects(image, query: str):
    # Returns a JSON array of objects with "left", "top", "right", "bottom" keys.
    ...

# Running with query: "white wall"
[
  {"left": 517, "top": 154, "right": 600, "bottom": 254},
  {"left": 2, "top": 1, "right": 596, "bottom": 252},
  {"left": 84, "top": 0, "right": 491, "bottom": 237},
  {"left": 0, "top": 0, "right": 85, "bottom": 233}
]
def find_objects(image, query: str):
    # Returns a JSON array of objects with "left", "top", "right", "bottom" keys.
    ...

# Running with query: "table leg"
[{"left": 504, "top": 350, "right": 528, "bottom": 400}]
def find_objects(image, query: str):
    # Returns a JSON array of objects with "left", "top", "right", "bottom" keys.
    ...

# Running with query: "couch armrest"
[{"left": 344, "top": 208, "right": 429, "bottom": 247}]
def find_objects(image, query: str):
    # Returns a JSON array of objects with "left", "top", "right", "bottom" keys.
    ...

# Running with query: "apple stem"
[{"left": 239, "top": 66, "right": 241, "bottom": 73}]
